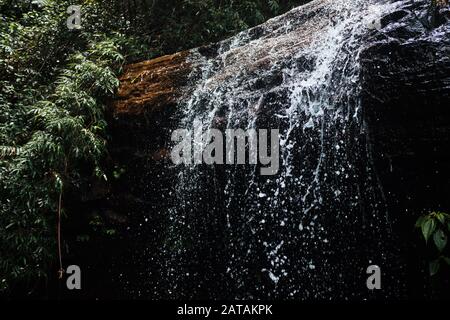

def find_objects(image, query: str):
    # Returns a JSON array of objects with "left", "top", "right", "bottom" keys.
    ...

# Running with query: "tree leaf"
[
  {"left": 433, "top": 229, "right": 447, "bottom": 251},
  {"left": 435, "top": 212, "right": 446, "bottom": 225},
  {"left": 429, "top": 259, "right": 440, "bottom": 276},
  {"left": 415, "top": 215, "right": 426, "bottom": 228},
  {"left": 422, "top": 218, "right": 436, "bottom": 242},
  {"left": 443, "top": 256, "right": 450, "bottom": 266}
]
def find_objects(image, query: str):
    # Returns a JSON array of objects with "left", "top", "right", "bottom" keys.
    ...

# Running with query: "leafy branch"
[{"left": 416, "top": 211, "right": 450, "bottom": 276}]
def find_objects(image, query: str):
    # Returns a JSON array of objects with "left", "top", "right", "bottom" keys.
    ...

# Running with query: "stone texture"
[
  {"left": 105, "top": 0, "right": 450, "bottom": 299},
  {"left": 112, "top": 51, "right": 190, "bottom": 117}
]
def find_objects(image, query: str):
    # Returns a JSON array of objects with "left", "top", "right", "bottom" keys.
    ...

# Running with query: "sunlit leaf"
[{"left": 422, "top": 218, "right": 436, "bottom": 242}]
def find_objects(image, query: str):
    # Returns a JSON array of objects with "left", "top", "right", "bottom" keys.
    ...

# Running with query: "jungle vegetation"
[{"left": 0, "top": 0, "right": 310, "bottom": 295}]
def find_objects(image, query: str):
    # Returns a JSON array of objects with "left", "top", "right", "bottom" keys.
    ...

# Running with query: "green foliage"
[
  {"left": 416, "top": 211, "right": 450, "bottom": 276},
  {"left": 88, "top": 213, "right": 117, "bottom": 237},
  {"left": 0, "top": 0, "right": 311, "bottom": 294},
  {"left": 0, "top": 1, "right": 129, "bottom": 293},
  {"left": 103, "top": 0, "right": 309, "bottom": 55}
]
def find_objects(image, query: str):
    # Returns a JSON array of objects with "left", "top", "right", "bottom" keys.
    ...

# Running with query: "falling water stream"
[{"left": 120, "top": 0, "right": 408, "bottom": 299}]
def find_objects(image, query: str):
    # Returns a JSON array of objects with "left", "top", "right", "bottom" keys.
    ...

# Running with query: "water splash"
[{"left": 129, "top": 0, "right": 407, "bottom": 299}]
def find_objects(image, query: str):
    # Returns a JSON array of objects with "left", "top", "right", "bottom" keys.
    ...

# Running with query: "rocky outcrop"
[
  {"left": 359, "top": 1, "right": 450, "bottom": 297},
  {"left": 113, "top": 51, "right": 190, "bottom": 117},
  {"left": 106, "top": 0, "right": 450, "bottom": 299}
]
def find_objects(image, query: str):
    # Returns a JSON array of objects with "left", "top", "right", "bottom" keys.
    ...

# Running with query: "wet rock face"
[
  {"left": 113, "top": 51, "right": 191, "bottom": 117},
  {"left": 362, "top": 1, "right": 450, "bottom": 210},
  {"left": 107, "top": 0, "right": 450, "bottom": 299},
  {"left": 360, "top": 1, "right": 450, "bottom": 297}
]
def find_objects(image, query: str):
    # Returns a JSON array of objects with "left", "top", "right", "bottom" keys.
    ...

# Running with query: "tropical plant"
[{"left": 415, "top": 211, "right": 450, "bottom": 276}]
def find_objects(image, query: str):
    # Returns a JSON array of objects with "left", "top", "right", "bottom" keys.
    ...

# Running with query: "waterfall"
[{"left": 121, "top": 0, "right": 408, "bottom": 299}]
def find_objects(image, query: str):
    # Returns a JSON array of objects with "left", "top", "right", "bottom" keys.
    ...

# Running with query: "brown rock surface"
[{"left": 112, "top": 51, "right": 191, "bottom": 117}]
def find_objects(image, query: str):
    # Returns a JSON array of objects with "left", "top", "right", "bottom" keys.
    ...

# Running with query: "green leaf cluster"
[
  {"left": 416, "top": 212, "right": 450, "bottom": 276},
  {"left": 0, "top": 1, "right": 129, "bottom": 293}
]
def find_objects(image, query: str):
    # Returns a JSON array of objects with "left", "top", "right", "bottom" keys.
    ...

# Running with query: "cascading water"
[{"left": 118, "top": 0, "right": 409, "bottom": 299}]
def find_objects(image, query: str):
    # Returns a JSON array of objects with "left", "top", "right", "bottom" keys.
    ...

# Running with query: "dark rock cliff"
[
  {"left": 91, "top": 0, "right": 450, "bottom": 299},
  {"left": 361, "top": 0, "right": 450, "bottom": 297}
]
